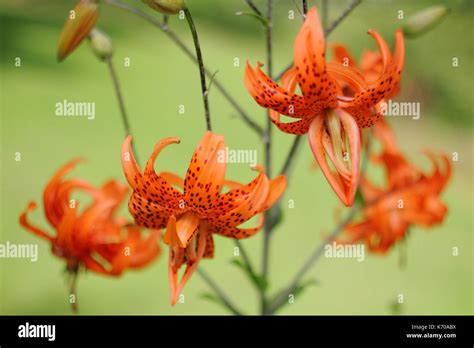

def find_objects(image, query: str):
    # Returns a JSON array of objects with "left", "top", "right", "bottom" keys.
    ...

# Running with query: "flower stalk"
[{"left": 183, "top": 7, "right": 212, "bottom": 131}]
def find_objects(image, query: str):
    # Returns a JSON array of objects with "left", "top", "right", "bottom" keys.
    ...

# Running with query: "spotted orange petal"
[{"left": 293, "top": 7, "right": 339, "bottom": 112}]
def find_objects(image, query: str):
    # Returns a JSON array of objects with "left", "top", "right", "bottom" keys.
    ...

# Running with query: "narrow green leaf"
[
  {"left": 235, "top": 11, "right": 268, "bottom": 27},
  {"left": 270, "top": 278, "right": 319, "bottom": 314},
  {"left": 230, "top": 259, "right": 268, "bottom": 292},
  {"left": 200, "top": 292, "right": 223, "bottom": 307}
]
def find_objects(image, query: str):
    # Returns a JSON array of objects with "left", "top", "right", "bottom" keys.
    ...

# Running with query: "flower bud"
[
  {"left": 57, "top": 0, "right": 99, "bottom": 62},
  {"left": 142, "top": 0, "right": 186, "bottom": 15},
  {"left": 88, "top": 29, "right": 113, "bottom": 61},
  {"left": 403, "top": 5, "right": 449, "bottom": 38}
]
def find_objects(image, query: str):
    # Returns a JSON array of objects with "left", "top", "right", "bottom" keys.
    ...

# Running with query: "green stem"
[
  {"left": 302, "top": 0, "right": 308, "bottom": 15},
  {"left": 267, "top": 135, "right": 372, "bottom": 314},
  {"left": 235, "top": 240, "right": 257, "bottom": 278},
  {"left": 106, "top": 57, "right": 140, "bottom": 165},
  {"left": 68, "top": 265, "right": 79, "bottom": 314},
  {"left": 196, "top": 268, "right": 243, "bottom": 315},
  {"left": 260, "top": 0, "right": 274, "bottom": 315},
  {"left": 184, "top": 7, "right": 212, "bottom": 131},
  {"left": 245, "top": 0, "right": 263, "bottom": 16}
]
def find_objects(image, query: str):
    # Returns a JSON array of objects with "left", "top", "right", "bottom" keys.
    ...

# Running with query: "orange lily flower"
[
  {"left": 339, "top": 121, "right": 451, "bottom": 253},
  {"left": 121, "top": 131, "right": 286, "bottom": 305},
  {"left": 330, "top": 43, "right": 400, "bottom": 98},
  {"left": 57, "top": 0, "right": 99, "bottom": 62},
  {"left": 244, "top": 7, "right": 404, "bottom": 206},
  {"left": 19, "top": 159, "right": 160, "bottom": 275}
]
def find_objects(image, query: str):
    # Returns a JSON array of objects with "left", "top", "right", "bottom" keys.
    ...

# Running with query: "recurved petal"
[
  {"left": 83, "top": 254, "right": 110, "bottom": 274},
  {"left": 359, "top": 49, "right": 383, "bottom": 75},
  {"left": 330, "top": 43, "right": 356, "bottom": 66},
  {"left": 184, "top": 132, "right": 226, "bottom": 213},
  {"left": 338, "top": 220, "right": 373, "bottom": 245},
  {"left": 244, "top": 61, "right": 312, "bottom": 118},
  {"left": 339, "top": 29, "right": 405, "bottom": 127},
  {"left": 293, "top": 7, "right": 339, "bottom": 111},
  {"left": 121, "top": 136, "right": 143, "bottom": 190},
  {"left": 327, "top": 61, "right": 368, "bottom": 94},
  {"left": 359, "top": 177, "right": 385, "bottom": 203},
  {"left": 269, "top": 109, "right": 313, "bottom": 135},
  {"left": 19, "top": 202, "right": 54, "bottom": 241},
  {"left": 209, "top": 165, "right": 269, "bottom": 228},
  {"left": 422, "top": 151, "right": 452, "bottom": 193},
  {"left": 122, "top": 136, "right": 183, "bottom": 219},
  {"left": 124, "top": 227, "right": 161, "bottom": 269},
  {"left": 43, "top": 158, "right": 85, "bottom": 227},
  {"left": 213, "top": 214, "right": 264, "bottom": 240},
  {"left": 262, "top": 175, "right": 287, "bottom": 211},
  {"left": 373, "top": 118, "right": 399, "bottom": 153},
  {"left": 280, "top": 66, "right": 299, "bottom": 92},
  {"left": 75, "top": 200, "right": 117, "bottom": 251}
]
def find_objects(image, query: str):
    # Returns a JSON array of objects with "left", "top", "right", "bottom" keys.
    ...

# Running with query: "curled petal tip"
[
  {"left": 26, "top": 201, "right": 38, "bottom": 211},
  {"left": 250, "top": 164, "right": 264, "bottom": 173}
]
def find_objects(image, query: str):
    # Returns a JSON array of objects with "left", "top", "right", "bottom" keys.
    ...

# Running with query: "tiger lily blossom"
[
  {"left": 244, "top": 7, "right": 405, "bottom": 206},
  {"left": 339, "top": 121, "right": 451, "bottom": 253},
  {"left": 121, "top": 132, "right": 286, "bottom": 305},
  {"left": 57, "top": 0, "right": 99, "bottom": 62},
  {"left": 330, "top": 43, "right": 400, "bottom": 98},
  {"left": 19, "top": 159, "right": 161, "bottom": 276}
]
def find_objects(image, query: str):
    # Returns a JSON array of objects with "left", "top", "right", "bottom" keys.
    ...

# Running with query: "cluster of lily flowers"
[{"left": 20, "top": 1, "right": 451, "bottom": 307}]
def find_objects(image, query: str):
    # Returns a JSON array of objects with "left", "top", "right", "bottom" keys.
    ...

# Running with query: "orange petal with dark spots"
[
  {"left": 244, "top": 61, "right": 312, "bottom": 118},
  {"left": 208, "top": 165, "right": 269, "bottom": 228},
  {"left": 184, "top": 132, "right": 226, "bottom": 214},
  {"left": 339, "top": 29, "right": 405, "bottom": 127},
  {"left": 293, "top": 7, "right": 339, "bottom": 111},
  {"left": 164, "top": 212, "right": 200, "bottom": 249}
]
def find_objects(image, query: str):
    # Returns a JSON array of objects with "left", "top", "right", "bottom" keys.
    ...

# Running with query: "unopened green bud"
[
  {"left": 89, "top": 29, "right": 113, "bottom": 61},
  {"left": 403, "top": 5, "right": 450, "bottom": 38},
  {"left": 142, "top": 0, "right": 186, "bottom": 15}
]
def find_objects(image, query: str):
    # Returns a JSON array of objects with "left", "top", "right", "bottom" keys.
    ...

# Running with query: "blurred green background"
[{"left": 0, "top": 0, "right": 472, "bottom": 315}]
